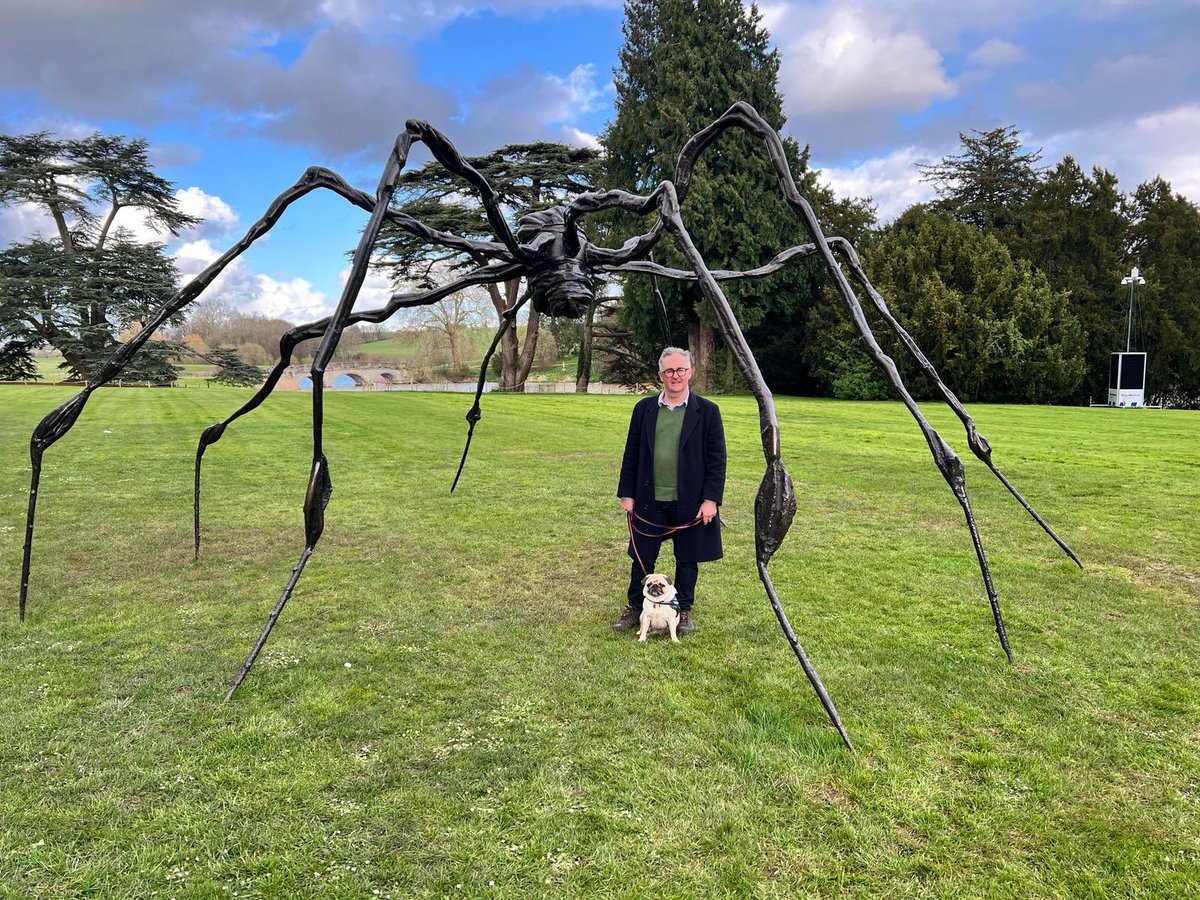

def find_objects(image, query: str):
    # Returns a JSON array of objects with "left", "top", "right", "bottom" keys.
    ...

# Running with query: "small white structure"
[
  {"left": 1108, "top": 352, "right": 1147, "bottom": 407},
  {"left": 1108, "top": 267, "right": 1148, "bottom": 407}
]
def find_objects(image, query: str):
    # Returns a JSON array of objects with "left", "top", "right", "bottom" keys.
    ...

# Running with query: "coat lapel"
[
  {"left": 643, "top": 398, "right": 659, "bottom": 456},
  {"left": 679, "top": 395, "right": 701, "bottom": 450}
]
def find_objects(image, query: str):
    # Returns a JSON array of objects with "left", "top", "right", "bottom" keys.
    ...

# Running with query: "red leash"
[{"left": 626, "top": 510, "right": 705, "bottom": 577}]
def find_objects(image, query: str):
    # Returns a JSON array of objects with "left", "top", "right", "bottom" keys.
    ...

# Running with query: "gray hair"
[{"left": 658, "top": 347, "right": 691, "bottom": 370}]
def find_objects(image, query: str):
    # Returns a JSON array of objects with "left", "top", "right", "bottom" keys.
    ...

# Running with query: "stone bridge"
[
  {"left": 275, "top": 365, "right": 492, "bottom": 392},
  {"left": 273, "top": 365, "right": 633, "bottom": 394}
]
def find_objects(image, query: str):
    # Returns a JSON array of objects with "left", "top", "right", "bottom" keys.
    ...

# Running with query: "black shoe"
[
  {"left": 612, "top": 605, "right": 641, "bottom": 631},
  {"left": 678, "top": 609, "right": 694, "bottom": 634}
]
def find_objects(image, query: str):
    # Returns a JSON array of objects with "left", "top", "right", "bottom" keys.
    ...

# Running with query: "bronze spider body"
[{"left": 17, "top": 103, "right": 1081, "bottom": 750}]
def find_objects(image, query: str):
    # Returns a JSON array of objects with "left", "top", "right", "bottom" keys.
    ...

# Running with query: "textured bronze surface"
[{"left": 17, "top": 104, "right": 1081, "bottom": 748}]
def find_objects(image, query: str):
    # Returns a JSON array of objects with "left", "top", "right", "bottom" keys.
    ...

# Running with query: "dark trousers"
[{"left": 627, "top": 500, "right": 699, "bottom": 611}]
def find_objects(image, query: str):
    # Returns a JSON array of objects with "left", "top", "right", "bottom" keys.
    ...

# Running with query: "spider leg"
[
  {"left": 822, "top": 260, "right": 1015, "bottom": 664},
  {"left": 681, "top": 102, "right": 1018, "bottom": 664},
  {"left": 647, "top": 252, "right": 673, "bottom": 345},
  {"left": 828, "top": 237, "right": 1082, "bottom": 569},
  {"left": 194, "top": 262, "right": 522, "bottom": 558},
  {"left": 451, "top": 286, "right": 532, "bottom": 493},
  {"left": 654, "top": 181, "right": 854, "bottom": 752},
  {"left": 224, "top": 149, "right": 405, "bottom": 700},
  {"left": 226, "top": 118, "right": 533, "bottom": 699},
  {"left": 16, "top": 165, "right": 416, "bottom": 621},
  {"left": 194, "top": 322, "right": 324, "bottom": 559}
]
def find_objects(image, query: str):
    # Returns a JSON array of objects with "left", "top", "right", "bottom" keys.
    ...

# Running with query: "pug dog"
[{"left": 638, "top": 573, "right": 681, "bottom": 643}]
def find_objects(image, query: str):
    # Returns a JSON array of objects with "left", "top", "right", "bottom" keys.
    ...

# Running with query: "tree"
[
  {"left": 378, "top": 141, "right": 604, "bottom": 390},
  {"left": 746, "top": 192, "right": 877, "bottom": 396},
  {"left": 603, "top": 0, "right": 819, "bottom": 392},
  {"left": 0, "top": 338, "right": 37, "bottom": 381},
  {"left": 1007, "top": 157, "right": 1130, "bottom": 402},
  {"left": 829, "top": 206, "right": 1086, "bottom": 403},
  {"left": 919, "top": 125, "right": 1042, "bottom": 235},
  {"left": 206, "top": 346, "right": 266, "bottom": 386},
  {"left": 0, "top": 131, "right": 199, "bottom": 382},
  {"left": 1125, "top": 178, "right": 1200, "bottom": 406},
  {"left": 402, "top": 277, "right": 489, "bottom": 376}
]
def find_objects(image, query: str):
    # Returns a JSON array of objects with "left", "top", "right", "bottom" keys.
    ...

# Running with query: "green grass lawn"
[{"left": 1, "top": 386, "right": 1197, "bottom": 898}]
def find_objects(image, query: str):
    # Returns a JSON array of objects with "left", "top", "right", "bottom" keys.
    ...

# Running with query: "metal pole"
[
  {"left": 1121, "top": 266, "right": 1145, "bottom": 353},
  {"left": 1126, "top": 279, "right": 1134, "bottom": 352}
]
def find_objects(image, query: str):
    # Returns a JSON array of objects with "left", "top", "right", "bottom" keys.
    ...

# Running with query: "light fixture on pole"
[
  {"left": 1109, "top": 266, "right": 1148, "bottom": 407},
  {"left": 1121, "top": 266, "right": 1145, "bottom": 352}
]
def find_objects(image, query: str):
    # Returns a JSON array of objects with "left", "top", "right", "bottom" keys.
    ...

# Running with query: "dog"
[{"left": 637, "top": 573, "right": 681, "bottom": 643}]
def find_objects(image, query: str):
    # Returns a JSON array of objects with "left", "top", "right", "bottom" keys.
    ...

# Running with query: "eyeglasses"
[{"left": 660, "top": 367, "right": 690, "bottom": 378}]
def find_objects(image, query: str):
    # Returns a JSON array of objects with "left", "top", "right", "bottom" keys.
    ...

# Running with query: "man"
[{"left": 614, "top": 347, "right": 726, "bottom": 635}]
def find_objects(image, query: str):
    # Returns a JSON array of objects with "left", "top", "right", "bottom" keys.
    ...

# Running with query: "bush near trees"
[
  {"left": 832, "top": 206, "right": 1086, "bottom": 403},
  {"left": 919, "top": 126, "right": 1200, "bottom": 406}
]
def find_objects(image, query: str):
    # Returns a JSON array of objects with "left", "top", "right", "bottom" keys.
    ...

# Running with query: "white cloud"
[
  {"left": 0, "top": 201, "right": 55, "bottom": 246},
  {"left": 175, "top": 187, "right": 240, "bottom": 237},
  {"left": 555, "top": 63, "right": 607, "bottom": 117},
  {"left": 199, "top": 25, "right": 458, "bottom": 159},
  {"left": 818, "top": 147, "right": 935, "bottom": 223},
  {"left": 337, "top": 264, "right": 394, "bottom": 317},
  {"left": 250, "top": 273, "right": 330, "bottom": 321},
  {"left": 1040, "top": 104, "right": 1200, "bottom": 202},
  {"left": 454, "top": 61, "right": 612, "bottom": 151},
  {"left": 172, "top": 238, "right": 258, "bottom": 311},
  {"left": 105, "top": 186, "right": 242, "bottom": 246},
  {"left": 172, "top": 238, "right": 334, "bottom": 323},
  {"left": 773, "top": 5, "right": 956, "bottom": 117},
  {"left": 557, "top": 126, "right": 601, "bottom": 149},
  {"left": 968, "top": 38, "right": 1025, "bottom": 68}
]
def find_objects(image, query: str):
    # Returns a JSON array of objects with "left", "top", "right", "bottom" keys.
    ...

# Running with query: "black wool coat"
[{"left": 617, "top": 393, "right": 726, "bottom": 562}]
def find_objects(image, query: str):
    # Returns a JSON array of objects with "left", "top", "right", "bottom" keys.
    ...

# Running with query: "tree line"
[{"left": 2, "top": 0, "right": 1198, "bottom": 406}]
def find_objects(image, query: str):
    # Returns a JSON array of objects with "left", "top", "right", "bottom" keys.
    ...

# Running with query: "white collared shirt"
[{"left": 658, "top": 390, "right": 690, "bottom": 411}]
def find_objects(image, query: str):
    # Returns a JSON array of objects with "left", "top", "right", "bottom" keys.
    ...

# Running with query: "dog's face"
[{"left": 642, "top": 573, "right": 675, "bottom": 602}]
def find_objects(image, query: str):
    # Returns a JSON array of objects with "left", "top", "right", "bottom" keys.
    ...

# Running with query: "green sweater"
[{"left": 653, "top": 405, "right": 686, "bottom": 501}]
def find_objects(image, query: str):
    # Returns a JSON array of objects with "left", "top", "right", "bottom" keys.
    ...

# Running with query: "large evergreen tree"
[
  {"left": 0, "top": 131, "right": 198, "bottom": 383},
  {"left": 602, "top": 0, "right": 820, "bottom": 391},
  {"left": 1008, "top": 157, "right": 1129, "bottom": 402},
  {"left": 919, "top": 125, "right": 1042, "bottom": 235}
]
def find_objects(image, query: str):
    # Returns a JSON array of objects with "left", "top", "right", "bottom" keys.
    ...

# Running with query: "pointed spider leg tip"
[
  {"left": 984, "top": 462, "right": 1084, "bottom": 569},
  {"left": 997, "top": 628, "right": 1015, "bottom": 665}
]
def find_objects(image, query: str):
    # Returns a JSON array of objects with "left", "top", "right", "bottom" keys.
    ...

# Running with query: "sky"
[{"left": 2, "top": 0, "right": 1198, "bottom": 325}]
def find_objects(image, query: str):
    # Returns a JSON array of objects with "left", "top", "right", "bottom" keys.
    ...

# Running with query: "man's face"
[{"left": 660, "top": 354, "right": 692, "bottom": 395}]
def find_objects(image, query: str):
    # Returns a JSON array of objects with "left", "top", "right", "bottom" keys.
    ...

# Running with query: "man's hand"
[
  {"left": 700, "top": 499, "right": 718, "bottom": 525},
  {"left": 620, "top": 497, "right": 634, "bottom": 514}
]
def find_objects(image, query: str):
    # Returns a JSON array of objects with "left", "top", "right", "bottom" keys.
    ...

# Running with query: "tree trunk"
[
  {"left": 487, "top": 277, "right": 525, "bottom": 390},
  {"left": 685, "top": 305, "right": 717, "bottom": 394},
  {"left": 447, "top": 327, "right": 463, "bottom": 373},
  {"left": 576, "top": 295, "right": 598, "bottom": 393},
  {"left": 49, "top": 205, "right": 75, "bottom": 252},
  {"left": 516, "top": 310, "right": 541, "bottom": 389}
]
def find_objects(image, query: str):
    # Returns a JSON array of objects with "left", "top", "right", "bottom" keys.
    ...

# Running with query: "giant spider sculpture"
[{"left": 17, "top": 102, "right": 1081, "bottom": 751}]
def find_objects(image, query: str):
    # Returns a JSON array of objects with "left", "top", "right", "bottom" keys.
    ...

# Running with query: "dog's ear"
[
  {"left": 666, "top": 576, "right": 673, "bottom": 586},
  {"left": 641, "top": 574, "right": 651, "bottom": 585}
]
